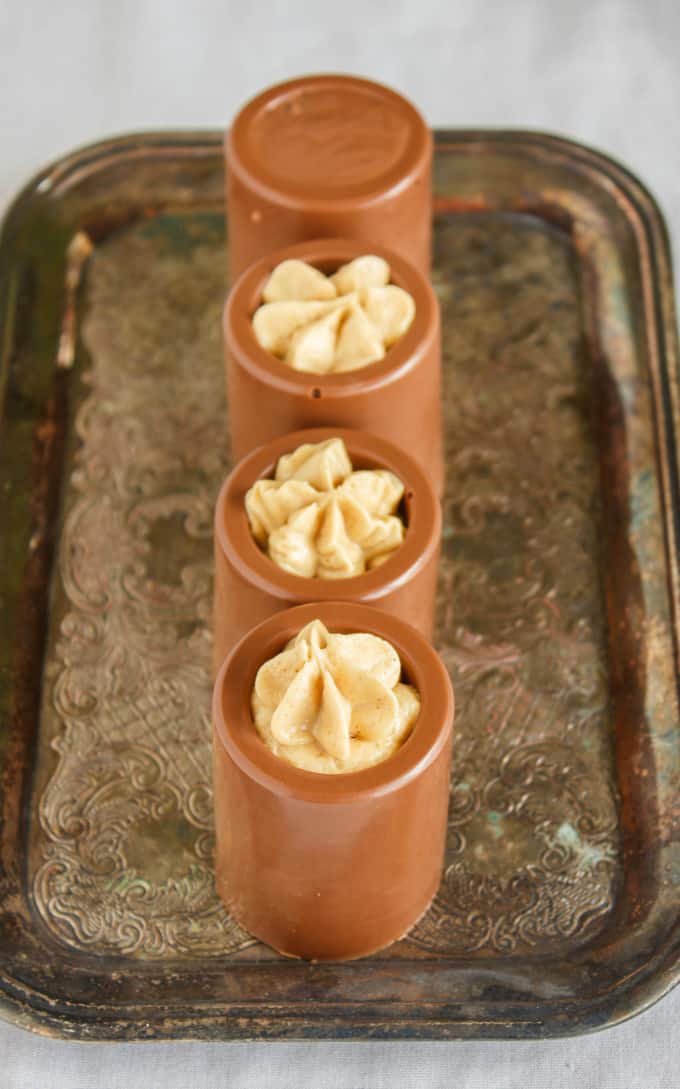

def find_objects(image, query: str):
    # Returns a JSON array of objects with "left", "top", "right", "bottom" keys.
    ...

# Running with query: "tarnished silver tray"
[{"left": 1, "top": 130, "right": 679, "bottom": 1040}]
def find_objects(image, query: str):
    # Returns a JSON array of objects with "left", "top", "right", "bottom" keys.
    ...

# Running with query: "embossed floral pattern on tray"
[{"left": 30, "top": 211, "right": 620, "bottom": 959}]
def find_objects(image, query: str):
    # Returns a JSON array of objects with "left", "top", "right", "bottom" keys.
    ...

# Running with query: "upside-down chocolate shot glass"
[
  {"left": 212, "top": 601, "right": 454, "bottom": 960},
  {"left": 213, "top": 427, "right": 441, "bottom": 670},
  {"left": 224, "top": 237, "right": 444, "bottom": 493},
  {"left": 226, "top": 73, "right": 433, "bottom": 281}
]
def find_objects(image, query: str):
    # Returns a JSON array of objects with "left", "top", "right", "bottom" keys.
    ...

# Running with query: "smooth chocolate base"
[
  {"left": 226, "top": 74, "right": 432, "bottom": 281},
  {"left": 215, "top": 871, "right": 439, "bottom": 962}
]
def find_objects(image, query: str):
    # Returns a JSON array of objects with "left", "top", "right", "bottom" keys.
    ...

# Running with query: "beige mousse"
[
  {"left": 245, "top": 437, "right": 406, "bottom": 578},
  {"left": 251, "top": 619, "right": 420, "bottom": 773},
  {"left": 251, "top": 256, "right": 416, "bottom": 373}
]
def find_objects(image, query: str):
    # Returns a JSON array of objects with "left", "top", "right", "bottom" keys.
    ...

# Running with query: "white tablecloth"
[
  {"left": 0, "top": 991, "right": 678, "bottom": 1089},
  {"left": 2, "top": 1, "right": 679, "bottom": 1085}
]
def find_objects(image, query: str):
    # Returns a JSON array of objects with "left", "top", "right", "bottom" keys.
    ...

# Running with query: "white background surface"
[{"left": 1, "top": 1, "right": 679, "bottom": 1086}]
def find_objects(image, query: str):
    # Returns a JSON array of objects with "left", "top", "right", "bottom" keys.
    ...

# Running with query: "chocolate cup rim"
[
  {"left": 215, "top": 426, "right": 441, "bottom": 600},
  {"left": 213, "top": 601, "right": 454, "bottom": 804},
  {"left": 226, "top": 74, "right": 432, "bottom": 209},
  {"left": 223, "top": 237, "right": 439, "bottom": 397}
]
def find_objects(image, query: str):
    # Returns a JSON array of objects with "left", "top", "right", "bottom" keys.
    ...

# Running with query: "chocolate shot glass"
[
  {"left": 224, "top": 238, "right": 444, "bottom": 494},
  {"left": 226, "top": 73, "right": 433, "bottom": 281},
  {"left": 212, "top": 601, "right": 454, "bottom": 960},
  {"left": 213, "top": 427, "right": 441, "bottom": 670}
]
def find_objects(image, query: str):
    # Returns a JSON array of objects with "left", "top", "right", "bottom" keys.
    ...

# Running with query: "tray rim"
[{"left": 1, "top": 127, "right": 679, "bottom": 1042}]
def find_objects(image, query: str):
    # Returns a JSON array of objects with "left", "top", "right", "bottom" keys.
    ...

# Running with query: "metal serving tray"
[{"left": 0, "top": 130, "right": 679, "bottom": 1041}]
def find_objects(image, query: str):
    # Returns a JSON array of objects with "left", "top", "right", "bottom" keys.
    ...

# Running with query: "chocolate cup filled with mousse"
[
  {"left": 212, "top": 601, "right": 454, "bottom": 960},
  {"left": 226, "top": 73, "right": 432, "bottom": 281},
  {"left": 213, "top": 427, "right": 441, "bottom": 670},
  {"left": 224, "top": 237, "right": 444, "bottom": 493}
]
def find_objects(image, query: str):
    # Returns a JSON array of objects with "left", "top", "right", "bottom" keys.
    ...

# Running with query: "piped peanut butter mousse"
[
  {"left": 252, "top": 256, "right": 416, "bottom": 373},
  {"left": 245, "top": 437, "right": 406, "bottom": 578},
  {"left": 251, "top": 620, "right": 420, "bottom": 773}
]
